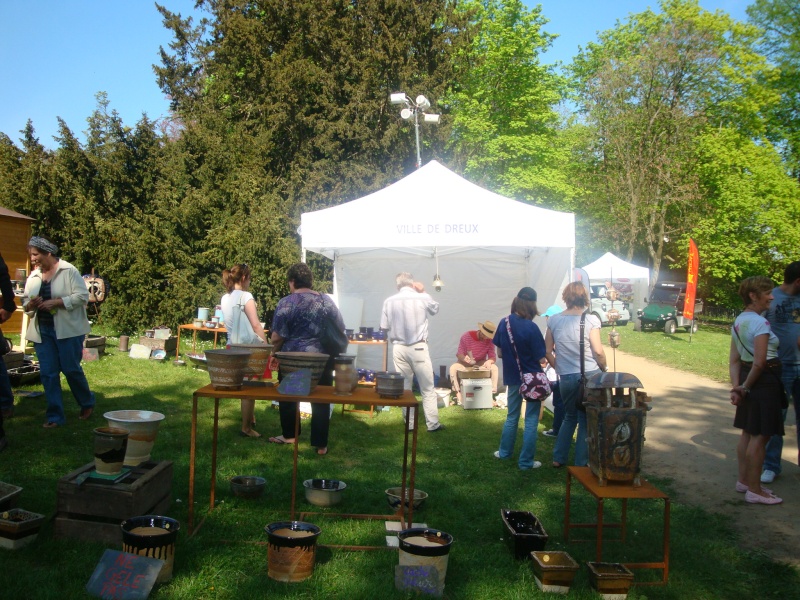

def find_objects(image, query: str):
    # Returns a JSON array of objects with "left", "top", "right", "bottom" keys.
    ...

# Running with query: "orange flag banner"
[{"left": 683, "top": 239, "right": 699, "bottom": 320}]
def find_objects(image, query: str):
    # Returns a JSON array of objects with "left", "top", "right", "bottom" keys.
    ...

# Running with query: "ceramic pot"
[
  {"left": 265, "top": 521, "right": 322, "bottom": 582},
  {"left": 104, "top": 410, "right": 166, "bottom": 466},
  {"left": 121, "top": 515, "right": 180, "bottom": 584},
  {"left": 93, "top": 427, "right": 129, "bottom": 475},
  {"left": 205, "top": 349, "right": 252, "bottom": 390},
  {"left": 333, "top": 355, "right": 358, "bottom": 395},
  {"left": 119, "top": 335, "right": 130, "bottom": 352},
  {"left": 398, "top": 528, "right": 453, "bottom": 589},
  {"left": 230, "top": 343, "right": 273, "bottom": 379},
  {"left": 274, "top": 352, "right": 330, "bottom": 392},
  {"left": 197, "top": 307, "right": 210, "bottom": 321}
]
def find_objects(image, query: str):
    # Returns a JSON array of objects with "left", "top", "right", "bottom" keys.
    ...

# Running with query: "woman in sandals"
[
  {"left": 268, "top": 262, "right": 345, "bottom": 455},
  {"left": 221, "top": 264, "right": 268, "bottom": 438},
  {"left": 729, "top": 276, "right": 784, "bottom": 505},
  {"left": 546, "top": 282, "right": 607, "bottom": 468},
  {"left": 23, "top": 236, "right": 95, "bottom": 428}
]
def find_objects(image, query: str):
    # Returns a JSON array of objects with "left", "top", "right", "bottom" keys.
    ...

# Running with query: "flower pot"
[
  {"left": 104, "top": 410, "right": 166, "bottom": 466},
  {"left": 586, "top": 561, "right": 635, "bottom": 599},
  {"left": 93, "top": 427, "right": 129, "bottom": 476},
  {"left": 121, "top": 515, "right": 180, "bottom": 584},
  {"left": 303, "top": 479, "right": 346, "bottom": 507},
  {"left": 0, "top": 508, "right": 46, "bottom": 549},
  {"left": 398, "top": 528, "right": 453, "bottom": 590},
  {"left": 530, "top": 551, "right": 579, "bottom": 594},
  {"left": 274, "top": 352, "right": 330, "bottom": 392},
  {"left": 265, "top": 521, "right": 321, "bottom": 582},
  {"left": 230, "top": 343, "right": 273, "bottom": 379},
  {"left": 204, "top": 349, "right": 252, "bottom": 390},
  {"left": 501, "top": 509, "right": 548, "bottom": 559}
]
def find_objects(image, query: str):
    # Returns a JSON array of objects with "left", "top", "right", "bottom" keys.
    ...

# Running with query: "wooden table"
[
  {"left": 342, "top": 340, "right": 389, "bottom": 418},
  {"left": 565, "top": 466, "right": 670, "bottom": 586},
  {"left": 188, "top": 383, "right": 420, "bottom": 541},
  {"left": 176, "top": 323, "right": 228, "bottom": 359}
]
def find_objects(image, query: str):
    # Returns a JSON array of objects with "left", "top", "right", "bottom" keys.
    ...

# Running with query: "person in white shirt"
[{"left": 380, "top": 272, "right": 444, "bottom": 432}]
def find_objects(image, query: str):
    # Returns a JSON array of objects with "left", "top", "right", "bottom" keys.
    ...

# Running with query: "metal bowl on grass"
[
  {"left": 385, "top": 487, "right": 428, "bottom": 510},
  {"left": 303, "top": 479, "right": 346, "bottom": 507}
]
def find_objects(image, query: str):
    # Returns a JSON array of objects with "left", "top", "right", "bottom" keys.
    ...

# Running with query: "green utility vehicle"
[{"left": 637, "top": 282, "right": 702, "bottom": 334}]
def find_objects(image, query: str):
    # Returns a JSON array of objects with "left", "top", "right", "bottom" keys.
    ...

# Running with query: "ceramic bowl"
[
  {"left": 230, "top": 343, "right": 273, "bottom": 378},
  {"left": 193, "top": 319, "right": 204, "bottom": 327},
  {"left": 385, "top": 487, "right": 428, "bottom": 510},
  {"left": 274, "top": 352, "right": 330, "bottom": 391},
  {"left": 303, "top": 479, "right": 347, "bottom": 507},
  {"left": 204, "top": 321, "right": 217, "bottom": 329},
  {"left": 204, "top": 349, "right": 252, "bottom": 390},
  {"left": 230, "top": 476, "right": 266, "bottom": 499}
]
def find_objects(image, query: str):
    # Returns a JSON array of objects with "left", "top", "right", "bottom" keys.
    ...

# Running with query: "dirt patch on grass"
[{"left": 610, "top": 349, "right": 799, "bottom": 567}]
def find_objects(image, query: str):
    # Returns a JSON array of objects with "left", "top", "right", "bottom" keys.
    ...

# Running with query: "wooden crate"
[
  {"left": 54, "top": 460, "right": 173, "bottom": 545},
  {"left": 137, "top": 336, "right": 178, "bottom": 354}
]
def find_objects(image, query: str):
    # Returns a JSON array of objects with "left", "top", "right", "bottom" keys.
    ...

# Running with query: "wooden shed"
[{"left": 0, "top": 206, "right": 35, "bottom": 338}]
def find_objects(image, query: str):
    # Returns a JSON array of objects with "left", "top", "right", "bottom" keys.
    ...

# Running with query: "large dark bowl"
[
  {"left": 230, "top": 476, "right": 266, "bottom": 499},
  {"left": 274, "top": 352, "right": 330, "bottom": 391}
]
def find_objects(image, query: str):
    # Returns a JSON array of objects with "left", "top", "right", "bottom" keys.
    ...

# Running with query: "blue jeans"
[
  {"left": 762, "top": 364, "right": 800, "bottom": 475},
  {"left": 498, "top": 385, "right": 541, "bottom": 469},
  {"left": 550, "top": 380, "right": 564, "bottom": 434},
  {"left": 0, "top": 357, "right": 12, "bottom": 411},
  {"left": 553, "top": 370, "right": 601, "bottom": 466},
  {"left": 35, "top": 322, "right": 94, "bottom": 425}
]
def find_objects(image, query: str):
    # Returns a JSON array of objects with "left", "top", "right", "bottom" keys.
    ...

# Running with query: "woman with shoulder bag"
[
  {"left": 492, "top": 287, "right": 548, "bottom": 470},
  {"left": 729, "top": 276, "right": 784, "bottom": 505},
  {"left": 546, "top": 282, "right": 607, "bottom": 468},
  {"left": 221, "top": 264, "right": 268, "bottom": 438}
]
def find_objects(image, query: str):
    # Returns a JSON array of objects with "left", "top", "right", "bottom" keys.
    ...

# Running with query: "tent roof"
[
  {"left": 582, "top": 252, "right": 649, "bottom": 281},
  {"left": 301, "top": 160, "right": 574, "bottom": 259}
]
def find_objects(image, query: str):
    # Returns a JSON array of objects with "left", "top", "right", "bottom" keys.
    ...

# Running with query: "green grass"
[
  {"left": 600, "top": 321, "right": 731, "bottom": 382},
  {"left": 1, "top": 324, "right": 797, "bottom": 599}
]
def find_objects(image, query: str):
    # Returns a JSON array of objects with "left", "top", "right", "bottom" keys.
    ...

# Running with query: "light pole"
[{"left": 390, "top": 92, "right": 440, "bottom": 169}]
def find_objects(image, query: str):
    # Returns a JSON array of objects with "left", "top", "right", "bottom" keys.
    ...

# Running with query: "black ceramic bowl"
[{"left": 230, "top": 476, "right": 266, "bottom": 499}]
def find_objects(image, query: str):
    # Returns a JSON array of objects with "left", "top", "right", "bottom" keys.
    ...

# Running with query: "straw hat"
[{"left": 478, "top": 321, "right": 496, "bottom": 338}]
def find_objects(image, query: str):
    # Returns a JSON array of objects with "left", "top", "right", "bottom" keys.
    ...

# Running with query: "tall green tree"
[
  {"left": 569, "top": 0, "right": 779, "bottom": 284},
  {"left": 445, "top": 0, "right": 571, "bottom": 205},
  {"left": 747, "top": 0, "right": 800, "bottom": 179}
]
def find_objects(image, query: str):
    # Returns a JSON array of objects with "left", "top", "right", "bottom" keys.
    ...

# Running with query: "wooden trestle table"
[
  {"left": 188, "top": 383, "right": 420, "bottom": 543},
  {"left": 565, "top": 466, "right": 670, "bottom": 585}
]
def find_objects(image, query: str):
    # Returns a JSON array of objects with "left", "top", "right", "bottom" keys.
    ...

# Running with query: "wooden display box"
[
  {"left": 83, "top": 334, "right": 107, "bottom": 355},
  {"left": 54, "top": 460, "right": 173, "bottom": 545},
  {"left": 137, "top": 336, "right": 178, "bottom": 354}
]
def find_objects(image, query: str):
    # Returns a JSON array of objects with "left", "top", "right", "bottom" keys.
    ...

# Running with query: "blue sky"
[{"left": 0, "top": 0, "right": 750, "bottom": 149}]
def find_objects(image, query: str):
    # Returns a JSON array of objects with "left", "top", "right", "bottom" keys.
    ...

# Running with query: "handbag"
[
  {"left": 230, "top": 292, "right": 262, "bottom": 345},
  {"left": 0, "top": 328, "right": 11, "bottom": 356},
  {"left": 320, "top": 299, "right": 349, "bottom": 357},
  {"left": 576, "top": 312, "right": 588, "bottom": 411},
  {"left": 505, "top": 317, "right": 551, "bottom": 400}
]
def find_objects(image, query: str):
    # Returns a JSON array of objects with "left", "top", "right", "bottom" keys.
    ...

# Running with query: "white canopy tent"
[
  {"left": 582, "top": 252, "right": 651, "bottom": 316},
  {"left": 300, "top": 160, "right": 575, "bottom": 375}
]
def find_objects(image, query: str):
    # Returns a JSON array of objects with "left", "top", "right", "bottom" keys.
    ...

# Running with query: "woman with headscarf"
[
  {"left": 23, "top": 236, "right": 95, "bottom": 428},
  {"left": 269, "top": 263, "right": 345, "bottom": 455},
  {"left": 221, "top": 263, "right": 267, "bottom": 438},
  {"left": 546, "top": 282, "right": 607, "bottom": 468}
]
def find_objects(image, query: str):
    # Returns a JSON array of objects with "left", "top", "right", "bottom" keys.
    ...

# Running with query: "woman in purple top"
[{"left": 269, "top": 263, "right": 345, "bottom": 455}]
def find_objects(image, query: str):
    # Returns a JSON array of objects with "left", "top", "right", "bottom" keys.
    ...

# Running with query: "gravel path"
[{"left": 608, "top": 348, "right": 799, "bottom": 567}]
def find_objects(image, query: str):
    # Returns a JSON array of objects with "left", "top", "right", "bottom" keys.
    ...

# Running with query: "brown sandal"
[{"left": 43, "top": 421, "right": 60, "bottom": 428}]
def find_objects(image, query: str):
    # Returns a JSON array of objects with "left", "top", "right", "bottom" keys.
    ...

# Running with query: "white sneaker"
[{"left": 760, "top": 469, "right": 777, "bottom": 484}]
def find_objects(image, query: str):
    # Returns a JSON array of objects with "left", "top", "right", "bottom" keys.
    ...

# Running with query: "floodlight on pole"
[{"left": 390, "top": 91, "right": 440, "bottom": 168}]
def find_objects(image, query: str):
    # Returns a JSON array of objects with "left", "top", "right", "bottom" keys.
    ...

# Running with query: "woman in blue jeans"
[
  {"left": 23, "top": 236, "right": 95, "bottom": 428},
  {"left": 546, "top": 282, "right": 607, "bottom": 468},
  {"left": 492, "top": 287, "right": 547, "bottom": 470}
]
